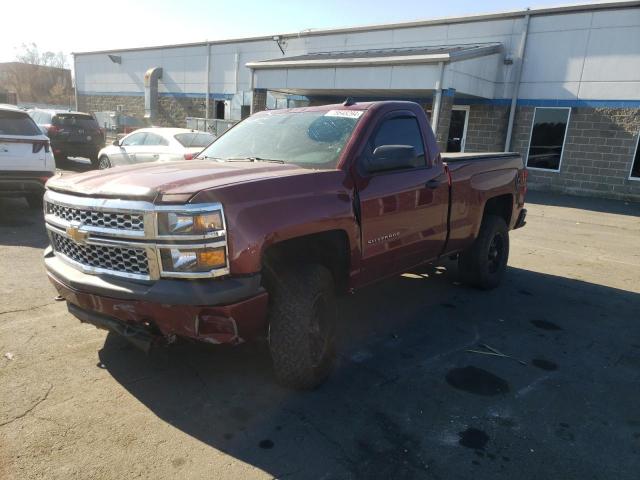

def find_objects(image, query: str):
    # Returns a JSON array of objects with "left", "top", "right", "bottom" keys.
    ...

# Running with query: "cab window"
[{"left": 368, "top": 116, "right": 426, "bottom": 169}]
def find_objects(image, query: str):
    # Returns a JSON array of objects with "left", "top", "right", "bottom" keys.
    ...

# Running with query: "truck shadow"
[
  {"left": 526, "top": 190, "right": 639, "bottom": 216},
  {"left": 98, "top": 264, "right": 640, "bottom": 479}
]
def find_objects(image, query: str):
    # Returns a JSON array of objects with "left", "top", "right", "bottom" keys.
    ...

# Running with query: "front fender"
[{"left": 190, "top": 170, "right": 360, "bottom": 275}]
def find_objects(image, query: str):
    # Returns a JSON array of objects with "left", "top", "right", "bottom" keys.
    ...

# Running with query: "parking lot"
[{"left": 1, "top": 164, "right": 639, "bottom": 479}]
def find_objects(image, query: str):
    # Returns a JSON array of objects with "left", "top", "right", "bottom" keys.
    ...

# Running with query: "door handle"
[{"left": 152, "top": 154, "right": 159, "bottom": 159}]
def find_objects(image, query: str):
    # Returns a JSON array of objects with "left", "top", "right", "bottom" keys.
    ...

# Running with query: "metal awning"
[{"left": 246, "top": 43, "right": 502, "bottom": 69}]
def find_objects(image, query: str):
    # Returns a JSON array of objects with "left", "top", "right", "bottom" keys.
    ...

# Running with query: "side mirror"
[
  {"left": 366, "top": 145, "right": 417, "bottom": 173},
  {"left": 112, "top": 139, "right": 120, "bottom": 146}
]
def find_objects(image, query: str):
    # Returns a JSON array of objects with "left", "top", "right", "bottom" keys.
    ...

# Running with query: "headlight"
[
  {"left": 160, "top": 247, "right": 226, "bottom": 273},
  {"left": 157, "top": 210, "right": 223, "bottom": 236}
]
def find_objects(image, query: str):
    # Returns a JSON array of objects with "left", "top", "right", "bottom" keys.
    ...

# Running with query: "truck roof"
[{"left": 260, "top": 100, "right": 422, "bottom": 114}]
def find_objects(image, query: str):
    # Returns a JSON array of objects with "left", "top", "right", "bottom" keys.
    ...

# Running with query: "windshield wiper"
[
  {"left": 225, "top": 157, "right": 285, "bottom": 164},
  {"left": 197, "top": 155, "right": 225, "bottom": 161}
]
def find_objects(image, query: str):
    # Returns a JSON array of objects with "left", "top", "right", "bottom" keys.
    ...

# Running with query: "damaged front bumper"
[{"left": 45, "top": 247, "right": 269, "bottom": 350}]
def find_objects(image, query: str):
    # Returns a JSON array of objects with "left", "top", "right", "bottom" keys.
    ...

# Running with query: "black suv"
[{"left": 29, "top": 110, "right": 105, "bottom": 167}]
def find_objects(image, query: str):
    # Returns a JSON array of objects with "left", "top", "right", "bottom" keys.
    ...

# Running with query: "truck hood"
[{"left": 47, "top": 160, "right": 314, "bottom": 200}]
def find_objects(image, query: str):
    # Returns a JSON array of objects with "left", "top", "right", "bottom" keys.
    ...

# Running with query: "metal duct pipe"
[
  {"left": 205, "top": 42, "right": 211, "bottom": 125},
  {"left": 73, "top": 53, "right": 78, "bottom": 111},
  {"left": 504, "top": 10, "right": 531, "bottom": 152},
  {"left": 144, "top": 67, "right": 163, "bottom": 121},
  {"left": 431, "top": 61, "right": 445, "bottom": 133}
]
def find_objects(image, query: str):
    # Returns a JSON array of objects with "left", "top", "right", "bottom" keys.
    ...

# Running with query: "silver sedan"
[{"left": 96, "top": 128, "right": 215, "bottom": 169}]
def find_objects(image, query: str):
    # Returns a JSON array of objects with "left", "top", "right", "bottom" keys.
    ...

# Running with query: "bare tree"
[
  {"left": 7, "top": 43, "right": 73, "bottom": 104},
  {"left": 15, "top": 43, "right": 68, "bottom": 69}
]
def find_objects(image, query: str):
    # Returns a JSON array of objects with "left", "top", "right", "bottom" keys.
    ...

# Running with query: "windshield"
[{"left": 198, "top": 110, "right": 362, "bottom": 169}]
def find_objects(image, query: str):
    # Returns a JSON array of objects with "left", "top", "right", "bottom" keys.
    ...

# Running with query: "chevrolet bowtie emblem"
[{"left": 66, "top": 223, "right": 89, "bottom": 244}]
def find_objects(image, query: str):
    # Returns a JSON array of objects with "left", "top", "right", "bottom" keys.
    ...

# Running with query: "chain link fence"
[{"left": 185, "top": 117, "right": 238, "bottom": 137}]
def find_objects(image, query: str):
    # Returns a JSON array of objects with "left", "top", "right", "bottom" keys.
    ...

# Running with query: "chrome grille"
[
  {"left": 47, "top": 202, "right": 144, "bottom": 231},
  {"left": 51, "top": 231, "right": 149, "bottom": 276}
]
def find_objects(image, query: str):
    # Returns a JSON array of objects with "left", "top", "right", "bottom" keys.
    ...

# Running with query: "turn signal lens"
[{"left": 197, "top": 248, "right": 226, "bottom": 268}]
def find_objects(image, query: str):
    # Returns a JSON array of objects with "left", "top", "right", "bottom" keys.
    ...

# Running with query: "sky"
[{"left": 1, "top": 0, "right": 608, "bottom": 65}]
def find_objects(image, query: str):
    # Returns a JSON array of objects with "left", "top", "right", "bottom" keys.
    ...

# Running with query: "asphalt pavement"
[{"left": 1, "top": 165, "right": 639, "bottom": 479}]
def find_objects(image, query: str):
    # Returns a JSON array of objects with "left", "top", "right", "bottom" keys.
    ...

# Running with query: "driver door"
[{"left": 355, "top": 111, "right": 449, "bottom": 285}]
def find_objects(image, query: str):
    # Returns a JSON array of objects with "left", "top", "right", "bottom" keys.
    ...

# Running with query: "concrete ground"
[{"left": 1, "top": 163, "right": 639, "bottom": 479}]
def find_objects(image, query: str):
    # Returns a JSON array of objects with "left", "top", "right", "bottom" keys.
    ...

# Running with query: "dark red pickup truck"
[{"left": 43, "top": 101, "right": 527, "bottom": 388}]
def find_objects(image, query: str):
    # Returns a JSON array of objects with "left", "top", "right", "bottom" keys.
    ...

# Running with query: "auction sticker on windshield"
[{"left": 325, "top": 110, "right": 364, "bottom": 118}]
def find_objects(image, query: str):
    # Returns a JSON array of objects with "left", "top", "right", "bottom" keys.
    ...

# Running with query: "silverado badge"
[
  {"left": 66, "top": 223, "right": 89, "bottom": 244},
  {"left": 367, "top": 231, "right": 401, "bottom": 245}
]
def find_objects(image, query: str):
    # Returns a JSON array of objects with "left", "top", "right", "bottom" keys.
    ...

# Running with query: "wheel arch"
[
  {"left": 482, "top": 193, "right": 514, "bottom": 227},
  {"left": 262, "top": 229, "right": 351, "bottom": 294}
]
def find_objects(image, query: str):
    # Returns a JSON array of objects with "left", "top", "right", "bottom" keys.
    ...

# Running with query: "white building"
[{"left": 74, "top": 1, "right": 640, "bottom": 200}]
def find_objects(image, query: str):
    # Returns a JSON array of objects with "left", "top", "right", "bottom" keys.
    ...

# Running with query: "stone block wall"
[
  {"left": 434, "top": 93, "right": 454, "bottom": 151},
  {"left": 78, "top": 94, "right": 211, "bottom": 127},
  {"left": 464, "top": 105, "right": 510, "bottom": 152},
  {"left": 78, "top": 94, "right": 145, "bottom": 119},
  {"left": 509, "top": 106, "right": 535, "bottom": 156},
  {"left": 78, "top": 92, "right": 640, "bottom": 202},
  {"left": 157, "top": 96, "right": 208, "bottom": 127},
  {"left": 510, "top": 106, "right": 640, "bottom": 202}
]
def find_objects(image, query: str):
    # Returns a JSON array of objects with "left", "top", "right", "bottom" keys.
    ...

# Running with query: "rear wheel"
[
  {"left": 267, "top": 264, "right": 337, "bottom": 390},
  {"left": 98, "top": 155, "right": 111, "bottom": 169},
  {"left": 458, "top": 214, "right": 509, "bottom": 290},
  {"left": 26, "top": 193, "right": 43, "bottom": 210}
]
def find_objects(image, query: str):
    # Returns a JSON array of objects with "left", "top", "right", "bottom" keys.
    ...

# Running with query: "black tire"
[
  {"left": 267, "top": 264, "right": 337, "bottom": 390},
  {"left": 97, "top": 155, "right": 111, "bottom": 170},
  {"left": 26, "top": 193, "right": 43, "bottom": 210},
  {"left": 54, "top": 154, "right": 67, "bottom": 167},
  {"left": 458, "top": 214, "right": 509, "bottom": 290}
]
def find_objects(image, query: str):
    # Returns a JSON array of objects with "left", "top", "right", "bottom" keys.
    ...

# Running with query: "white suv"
[{"left": 0, "top": 104, "right": 55, "bottom": 208}]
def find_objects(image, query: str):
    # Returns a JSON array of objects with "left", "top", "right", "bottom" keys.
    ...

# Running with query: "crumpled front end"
[{"left": 42, "top": 187, "right": 269, "bottom": 350}]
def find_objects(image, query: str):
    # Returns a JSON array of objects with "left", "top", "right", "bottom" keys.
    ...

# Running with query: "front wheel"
[
  {"left": 97, "top": 155, "right": 111, "bottom": 170},
  {"left": 458, "top": 214, "right": 509, "bottom": 290},
  {"left": 267, "top": 264, "right": 337, "bottom": 390}
]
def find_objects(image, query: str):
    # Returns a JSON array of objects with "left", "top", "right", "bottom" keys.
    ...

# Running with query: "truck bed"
[
  {"left": 442, "top": 151, "right": 525, "bottom": 256},
  {"left": 442, "top": 152, "right": 520, "bottom": 162}
]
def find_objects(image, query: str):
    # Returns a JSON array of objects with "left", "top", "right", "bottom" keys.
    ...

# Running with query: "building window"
[
  {"left": 630, "top": 132, "right": 640, "bottom": 180},
  {"left": 526, "top": 107, "right": 571, "bottom": 171}
]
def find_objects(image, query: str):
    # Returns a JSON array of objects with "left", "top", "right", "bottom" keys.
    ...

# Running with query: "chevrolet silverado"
[{"left": 43, "top": 101, "right": 527, "bottom": 389}]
